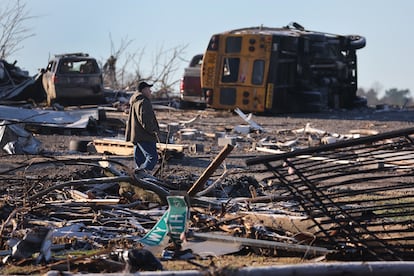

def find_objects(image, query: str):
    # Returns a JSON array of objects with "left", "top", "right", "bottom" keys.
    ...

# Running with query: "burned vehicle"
[
  {"left": 41, "top": 53, "right": 105, "bottom": 106},
  {"left": 201, "top": 22, "right": 367, "bottom": 113}
]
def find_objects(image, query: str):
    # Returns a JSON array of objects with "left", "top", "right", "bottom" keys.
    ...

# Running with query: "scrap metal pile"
[
  {"left": 0, "top": 59, "right": 44, "bottom": 103},
  {"left": 247, "top": 127, "right": 414, "bottom": 261}
]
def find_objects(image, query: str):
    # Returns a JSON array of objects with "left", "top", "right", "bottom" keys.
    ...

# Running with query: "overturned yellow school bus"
[{"left": 201, "top": 22, "right": 366, "bottom": 113}]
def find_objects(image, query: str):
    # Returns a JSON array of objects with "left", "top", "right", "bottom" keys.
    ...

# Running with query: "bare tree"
[
  {"left": 148, "top": 44, "right": 188, "bottom": 97},
  {"left": 0, "top": 0, "right": 34, "bottom": 59},
  {"left": 102, "top": 34, "right": 136, "bottom": 89},
  {"left": 125, "top": 44, "right": 188, "bottom": 98},
  {"left": 104, "top": 34, "right": 188, "bottom": 96},
  {"left": 117, "top": 47, "right": 145, "bottom": 90}
]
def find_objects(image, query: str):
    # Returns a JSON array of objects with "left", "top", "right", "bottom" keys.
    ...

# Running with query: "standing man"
[{"left": 125, "top": 81, "right": 160, "bottom": 173}]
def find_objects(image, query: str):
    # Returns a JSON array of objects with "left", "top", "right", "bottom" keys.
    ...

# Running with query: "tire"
[
  {"left": 346, "top": 35, "right": 366, "bottom": 50},
  {"left": 69, "top": 140, "right": 90, "bottom": 152}
]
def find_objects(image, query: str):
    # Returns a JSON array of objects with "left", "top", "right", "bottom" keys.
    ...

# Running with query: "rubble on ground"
[
  {"left": 1, "top": 98, "right": 414, "bottom": 274},
  {"left": 0, "top": 59, "right": 45, "bottom": 103}
]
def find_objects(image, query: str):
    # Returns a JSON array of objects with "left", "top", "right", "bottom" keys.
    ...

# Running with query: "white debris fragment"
[{"left": 234, "top": 108, "right": 265, "bottom": 133}]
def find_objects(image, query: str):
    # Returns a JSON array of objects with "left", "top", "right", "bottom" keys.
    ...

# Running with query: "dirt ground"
[
  {"left": 21, "top": 106, "right": 412, "bottom": 193},
  {"left": 33, "top": 106, "right": 414, "bottom": 175},
  {"left": 1, "top": 105, "right": 414, "bottom": 273}
]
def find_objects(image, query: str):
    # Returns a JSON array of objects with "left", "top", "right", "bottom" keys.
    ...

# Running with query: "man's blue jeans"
[{"left": 134, "top": 141, "right": 158, "bottom": 170}]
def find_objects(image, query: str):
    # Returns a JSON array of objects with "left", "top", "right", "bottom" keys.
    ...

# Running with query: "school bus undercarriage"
[{"left": 201, "top": 22, "right": 367, "bottom": 114}]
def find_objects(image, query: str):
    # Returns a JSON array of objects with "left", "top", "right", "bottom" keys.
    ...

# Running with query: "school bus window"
[
  {"left": 221, "top": 58, "right": 239, "bottom": 83},
  {"left": 225, "top": 37, "right": 242, "bottom": 53},
  {"left": 252, "top": 60, "right": 265, "bottom": 85}
]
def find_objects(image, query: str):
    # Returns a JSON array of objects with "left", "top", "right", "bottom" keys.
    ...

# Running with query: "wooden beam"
[
  {"left": 192, "top": 232, "right": 334, "bottom": 255},
  {"left": 187, "top": 144, "right": 234, "bottom": 197},
  {"left": 93, "top": 138, "right": 188, "bottom": 156}
]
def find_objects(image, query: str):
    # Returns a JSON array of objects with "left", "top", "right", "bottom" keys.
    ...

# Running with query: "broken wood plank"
[
  {"left": 241, "top": 212, "right": 332, "bottom": 236},
  {"left": 68, "top": 190, "right": 120, "bottom": 205},
  {"left": 93, "top": 138, "right": 188, "bottom": 156},
  {"left": 192, "top": 232, "right": 334, "bottom": 256},
  {"left": 231, "top": 194, "right": 294, "bottom": 203},
  {"left": 187, "top": 144, "right": 234, "bottom": 196},
  {"left": 247, "top": 127, "right": 414, "bottom": 165},
  {"left": 255, "top": 146, "right": 354, "bottom": 165},
  {"left": 349, "top": 129, "right": 379, "bottom": 136}
]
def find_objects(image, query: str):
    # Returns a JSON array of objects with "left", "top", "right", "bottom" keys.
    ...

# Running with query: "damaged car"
[{"left": 41, "top": 52, "right": 106, "bottom": 106}]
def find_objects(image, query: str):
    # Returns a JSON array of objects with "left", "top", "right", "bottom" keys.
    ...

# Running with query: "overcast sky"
[{"left": 6, "top": 0, "right": 414, "bottom": 96}]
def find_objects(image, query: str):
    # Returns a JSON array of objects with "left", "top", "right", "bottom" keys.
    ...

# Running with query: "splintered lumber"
[
  {"left": 68, "top": 190, "right": 120, "bottom": 205},
  {"left": 192, "top": 232, "right": 334, "bottom": 256},
  {"left": 93, "top": 138, "right": 134, "bottom": 155},
  {"left": 93, "top": 138, "right": 187, "bottom": 156},
  {"left": 241, "top": 212, "right": 333, "bottom": 236},
  {"left": 247, "top": 126, "right": 414, "bottom": 165},
  {"left": 187, "top": 144, "right": 234, "bottom": 196}
]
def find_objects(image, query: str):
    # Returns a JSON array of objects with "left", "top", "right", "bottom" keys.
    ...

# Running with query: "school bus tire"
[{"left": 346, "top": 35, "right": 366, "bottom": 50}]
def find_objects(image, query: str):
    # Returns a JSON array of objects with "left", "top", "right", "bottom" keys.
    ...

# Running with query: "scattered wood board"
[{"left": 93, "top": 138, "right": 188, "bottom": 156}]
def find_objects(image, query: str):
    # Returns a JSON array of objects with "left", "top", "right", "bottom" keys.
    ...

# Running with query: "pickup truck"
[{"left": 179, "top": 54, "right": 204, "bottom": 108}]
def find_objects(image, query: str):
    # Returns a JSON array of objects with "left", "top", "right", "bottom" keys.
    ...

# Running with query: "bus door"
[{"left": 216, "top": 35, "right": 271, "bottom": 113}]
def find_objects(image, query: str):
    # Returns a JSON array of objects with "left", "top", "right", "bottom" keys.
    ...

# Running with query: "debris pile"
[
  {"left": 1, "top": 106, "right": 414, "bottom": 274},
  {"left": 0, "top": 59, "right": 44, "bottom": 103}
]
